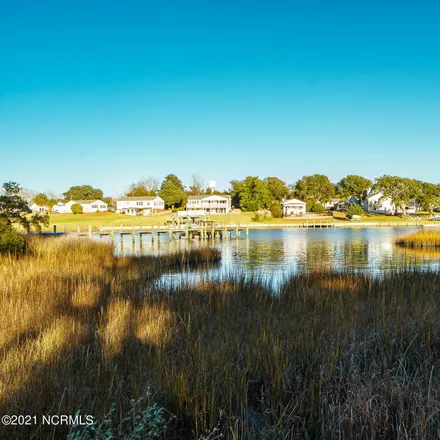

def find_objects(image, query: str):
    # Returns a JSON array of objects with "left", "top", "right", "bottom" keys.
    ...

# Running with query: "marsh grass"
[
  {"left": 396, "top": 228, "right": 440, "bottom": 248},
  {"left": 1, "top": 237, "right": 440, "bottom": 439}
]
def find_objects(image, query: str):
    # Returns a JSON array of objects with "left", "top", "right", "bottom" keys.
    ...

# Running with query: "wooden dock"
[{"left": 42, "top": 219, "right": 436, "bottom": 242}]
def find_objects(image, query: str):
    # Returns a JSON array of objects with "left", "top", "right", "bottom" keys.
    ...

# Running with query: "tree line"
[{"left": 23, "top": 174, "right": 440, "bottom": 213}]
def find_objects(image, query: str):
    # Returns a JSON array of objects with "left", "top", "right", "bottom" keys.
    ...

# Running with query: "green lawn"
[{"left": 44, "top": 211, "right": 434, "bottom": 232}]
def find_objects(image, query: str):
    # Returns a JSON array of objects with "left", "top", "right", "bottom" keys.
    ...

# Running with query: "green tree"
[
  {"left": 71, "top": 203, "right": 83, "bottom": 214},
  {"left": 347, "top": 203, "right": 365, "bottom": 219},
  {"left": 34, "top": 193, "right": 49, "bottom": 206},
  {"left": 0, "top": 182, "right": 49, "bottom": 232},
  {"left": 336, "top": 175, "right": 372, "bottom": 201},
  {"left": 306, "top": 201, "right": 326, "bottom": 213},
  {"left": 63, "top": 185, "right": 103, "bottom": 201},
  {"left": 159, "top": 174, "right": 186, "bottom": 209},
  {"left": 416, "top": 182, "right": 440, "bottom": 214},
  {"left": 230, "top": 176, "right": 272, "bottom": 211},
  {"left": 294, "top": 174, "right": 335, "bottom": 203},
  {"left": 264, "top": 177, "right": 289, "bottom": 202},
  {"left": 269, "top": 203, "right": 283, "bottom": 218},
  {"left": 373, "top": 175, "right": 422, "bottom": 213}
]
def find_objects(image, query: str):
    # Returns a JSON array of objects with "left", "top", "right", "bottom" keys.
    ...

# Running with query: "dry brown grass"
[
  {"left": 396, "top": 228, "right": 440, "bottom": 248},
  {"left": 1, "top": 237, "right": 440, "bottom": 439}
]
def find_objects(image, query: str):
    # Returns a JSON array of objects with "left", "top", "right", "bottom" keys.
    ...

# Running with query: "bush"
[
  {"left": 252, "top": 210, "right": 272, "bottom": 222},
  {"left": 71, "top": 203, "right": 83, "bottom": 214},
  {"left": 0, "top": 228, "right": 27, "bottom": 255},
  {"left": 269, "top": 204, "right": 283, "bottom": 218},
  {"left": 306, "top": 202, "right": 326, "bottom": 213},
  {"left": 347, "top": 203, "right": 365, "bottom": 219}
]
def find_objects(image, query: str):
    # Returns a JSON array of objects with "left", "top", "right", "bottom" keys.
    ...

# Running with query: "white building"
[
  {"left": 363, "top": 193, "right": 395, "bottom": 214},
  {"left": 116, "top": 196, "right": 165, "bottom": 215},
  {"left": 52, "top": 200, "right": 108, "bottom": 214},
  {"left": 186, "top": 195, "right": 231, "bottom": 214},
  {"left": 282, "top": 199, "right": 307, "bottom": 216},
  {"left": 29, "top": 203, "right": 49, "bottom": 213},
  {"left": 52, "top": 203, "right": 70, "bottom": 214}
]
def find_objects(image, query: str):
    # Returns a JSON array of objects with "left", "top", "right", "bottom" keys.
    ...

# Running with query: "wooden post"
[
  {"left": 88, "top": 225, "right": 92, "bottom": 238},
  {"left": 169, "top": 225, "right": 173, "bottom": 240},
  {"left": 111, "top": 227, "right": 114, "bottom": 238},
  {"left": 246, "top": 225, "right": 249, "bottom": 238},
  {"left": 151, "top": 226, "right": 155, "bottom": 242},
  {"left": 77, "top": 224, "right": 80, "bottom": 234},
  {"left": 53, "top": 224, "right": 57, "bottom": 234},
  {"left": 185, "top": 224, "right": 189, "bottom": 240},
  {"left": 64, "top": 224, "right": 67, "bottom": 234}
]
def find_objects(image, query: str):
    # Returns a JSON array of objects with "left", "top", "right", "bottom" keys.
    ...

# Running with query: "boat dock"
[{"left": 45, "top": 219, "right": 436, "bottom": 242}]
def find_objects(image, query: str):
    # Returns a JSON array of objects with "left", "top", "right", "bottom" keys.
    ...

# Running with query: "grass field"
[
  {"left": 44, "top": 211, "right": 435, "bottom": 231},
  {"left": 1, "top": 237, "right": 440, "bottom": 439}
]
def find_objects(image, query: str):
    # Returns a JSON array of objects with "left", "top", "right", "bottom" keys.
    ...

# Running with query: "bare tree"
[{"left": 189, "top": 173, "right": 205, "bottom": 195}]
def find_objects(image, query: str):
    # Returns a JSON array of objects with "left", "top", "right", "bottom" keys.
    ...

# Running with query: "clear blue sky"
[{"left": 1, "top": 0, "right": 439, "bottom": 196}]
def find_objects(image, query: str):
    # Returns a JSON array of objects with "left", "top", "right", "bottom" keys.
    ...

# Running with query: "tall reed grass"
[
  {"left": 1, "top": 237, "right": 440, "bottom": 439},
  {"left": 396, "top": 228, "right": 440, "bottom": 248}
]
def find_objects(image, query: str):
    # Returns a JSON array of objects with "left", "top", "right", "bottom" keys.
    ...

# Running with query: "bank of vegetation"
[
  {"left": 1, "top": 237, "right": 440, "bottom": 439},
  {"left": 396, "top": 228, "right": 440, "bottom": 248}
]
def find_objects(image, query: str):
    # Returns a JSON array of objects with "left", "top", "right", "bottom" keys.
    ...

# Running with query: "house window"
[{"left": 136, "top": 201, "right": 143, "bottom": 206}]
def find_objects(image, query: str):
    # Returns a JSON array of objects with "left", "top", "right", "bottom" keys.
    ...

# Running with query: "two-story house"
[{"left": 116, "top": 196, "right": 165, "bottom": 215}]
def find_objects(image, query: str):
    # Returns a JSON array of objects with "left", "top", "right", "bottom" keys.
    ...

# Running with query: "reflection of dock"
[{"left": 45, "top": 220, "right": 431, "bottom": 241}]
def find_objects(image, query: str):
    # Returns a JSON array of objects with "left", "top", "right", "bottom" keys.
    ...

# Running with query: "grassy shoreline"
[
  {"left": 1, "top": 238, "right": 440, "bottom": 438},
  {"left": 40, "top": 211, "right": 435, "bottom": 232},
  {"left": 396, "top": 229, "right": 440, "bottom": 248}
]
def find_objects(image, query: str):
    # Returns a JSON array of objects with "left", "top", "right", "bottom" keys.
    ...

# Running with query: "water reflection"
[{"left": 97, "top": 227, "right": 440, "bottom": 281}]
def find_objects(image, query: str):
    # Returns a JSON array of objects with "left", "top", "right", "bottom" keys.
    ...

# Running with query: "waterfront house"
[
  {"left": 282, "top": 199, "right": 307, "bottom": 216},
  {"left": 186, "top": 195, "right": 231, "bottom": 214},
  {"left": 116, "top": 196, "right": 165, "bottom": 216},
  {"left": 52, "top": 203, "right": 70, "bottom": 214},
  {"left": 29, "top": 203, "right": 49, "bottom": 213},
  {"left": 363, "top": 193, "right": 395, "bottom": 214},
  {"left": 56, "top": 200, "right": 108, "bottom": 213}
]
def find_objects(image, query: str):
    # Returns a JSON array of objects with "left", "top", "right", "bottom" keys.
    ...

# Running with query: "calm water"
[{"left": 97, "top": 227, "right": 440, "bottom": 284}]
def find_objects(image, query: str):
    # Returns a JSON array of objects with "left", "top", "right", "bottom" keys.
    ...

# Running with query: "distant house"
[
  {"left": 52, "top": 203, "right": 70, "bottom": 214},
  {"left": 29, "top": 203, "right": 49, "bottom": 213},
  {"left": 116, "top": 196, "right": 165, "bottom": 216},
  {"left": 52, "top": 200, "right": 108, "bottom": 214},
  {"left": 282, "top": 199, "right": 306, "bottom": 216},
  {"left": 363, "top": 193, "right": 398, "bottom": 214},
  {"left": 186, "top": 195, "right": 231, "bottom": 214}
]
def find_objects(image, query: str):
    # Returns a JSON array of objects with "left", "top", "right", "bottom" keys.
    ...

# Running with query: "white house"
[
  {"left": 116, "top": 196, "right": 165, "bottom": 216},
  {"left": 52, "top": 199, "right": 108, "bottom": 214},
  {"left": 362, "top": 193, "right": 422, "bottom": 214},
  {"left": 29, "top": 203, "right": 49, "bottom": 213},
  {"left": 186, "top": 195, "right": 231, "bottom": 214},
  {"left": 363, "top": 193, "right": 395, "bottom": 214},
  {"left": 282, "top": 199, "right": 307, "bottom": 216},
  {"left": 52, "top": 203, "right": 70, "bottom": 214}
]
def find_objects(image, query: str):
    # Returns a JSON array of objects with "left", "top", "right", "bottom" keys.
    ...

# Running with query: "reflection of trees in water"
[
  {"left": 303, "top": 241, "right": 334, "bottom": 270},
  {"left": 238, "top": 240, "right": 286, "bottom": 269},
  {"left": 338, "top": 239, "right": 370, "bottom": 268}
]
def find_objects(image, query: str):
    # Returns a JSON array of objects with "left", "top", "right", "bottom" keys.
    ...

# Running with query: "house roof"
[
  {"left": 187, "top": 195, "right": 231, "bottom": 200},
  {"left": 283, "top": 199, "right": 306, "bottom": 205},
  {"left": 75, "top": 199, "right": 107, "bottom": 205},
  {"left": 117, "top": 196, "right": 160, "bottom": 201}
]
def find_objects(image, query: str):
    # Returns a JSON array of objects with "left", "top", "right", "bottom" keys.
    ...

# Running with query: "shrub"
[
  {"left": 0, "top": 228, "right": 27, "bottom": 255},
  {"left": 347, "top": 203, "right": 365, "bottom": 219},
  {"left": 252, "top": 210, "right": 272, "bottom": 222},
  {"left": 270, "top": 204, "right": 283, "bottom": 218},
  {"left": 306, "top": 202, "right": 326, "bottom": 213},
  {"left": 71, "top": 203, "right": 83, "bottom": 214}
]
